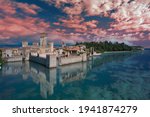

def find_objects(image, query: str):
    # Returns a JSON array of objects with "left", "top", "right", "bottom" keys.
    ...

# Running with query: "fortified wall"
[
  {"left": 6, "top": 56, "right": 23, "bottom": 62},
  {"left": 30, "top": 53, "right": 87, "bottom": 68},
  {"left": 2, "top": 33, "right": 88, "bottom": 68},
  {"left": 29, "top": 53, "right": 57, "bottom": 68},
  {"left": 59, "top": 53, "right": 87, "bottom": 66}
]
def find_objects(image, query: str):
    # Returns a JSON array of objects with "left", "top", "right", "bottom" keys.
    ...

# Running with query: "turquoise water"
[{"left": 0, "top": 50, "right": 150, "bottom": 100}]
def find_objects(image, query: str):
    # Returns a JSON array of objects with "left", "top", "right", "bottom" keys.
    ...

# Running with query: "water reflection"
[
  {"left": 0, "top": 51, "right": 150, "bottom": 99},
  {"left": 0, "top": 61, "right": 90, "bottom": 99},
  {"left": 82, "top": 51, "right": 150, "bottom": 99},
  {"left": 59, "top": 62, "right": 89, "bottom": 84}
]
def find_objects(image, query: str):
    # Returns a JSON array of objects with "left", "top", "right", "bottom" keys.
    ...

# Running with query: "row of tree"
[
  {"left": 76, "top": 41, "right": 143, "bottom": 53},
  {"left": 0, "top": 49, "right": 3, "bottom": 64}
]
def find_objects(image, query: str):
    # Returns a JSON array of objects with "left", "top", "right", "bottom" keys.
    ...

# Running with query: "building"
[
  {"left": 22, "top": 41, "right": 28, "bottom": 47},
  {"left": 63, "top": 45, "right": 86, "bottom": 57},
  {"left": 4, "top": 49, "right": 13, "bottom": 57},
  {"left": 48, "top": 42, "right": 54, "bottom": 53},
  {"left": 1, "top": 33, "right": 88, "bottom": 68},
  {"left": 1, "top": 48, "right": 22, "bottom": 58},
  {"left": 32, "top": 42, "right": 39, "bottom": 47},
  {"left": 40, "top": 33, "right": 47, "bottom": 48}
]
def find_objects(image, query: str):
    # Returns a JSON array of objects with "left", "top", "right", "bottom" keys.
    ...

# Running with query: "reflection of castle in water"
[
  {"left": 1, "top": 51, "right": 144, "bottom": 99},
  {"left": 59, "top": 63, "right": 89, "bottom": 84},
  {"left": 0, "top": 52, "right": 136, "bottom": 99},
  {"left": 1, "top": 61, "right": 90, "bottom": 99}
]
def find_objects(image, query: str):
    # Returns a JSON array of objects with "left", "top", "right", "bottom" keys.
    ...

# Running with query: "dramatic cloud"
[
  {"left": 43, "top": 0, "right": 150, "bottom": 44},
  {"left": 0, "top": 0, "right": 150, "bottom": 46},
  {"left": 0, "top": 0, "right": 41, "bottom": 15},
  {"left": 0, "top": 0, "right": 50, "bottom": 40},
  {"left": 58, "top": 17, "right": 98, "bottom": 32},
  {"left": 0, "top": 16, "right": 49, "bottom": 39},
  {"left": 110, "top": 1, "right": 150, "bottom": 33},
  {"left": 16, "top": 2, "right": 41, "bottom": 15}
]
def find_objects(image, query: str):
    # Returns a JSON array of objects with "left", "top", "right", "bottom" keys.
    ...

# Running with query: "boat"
[{"left": 93, "top": 52, "right": 101, "bottom": 56}]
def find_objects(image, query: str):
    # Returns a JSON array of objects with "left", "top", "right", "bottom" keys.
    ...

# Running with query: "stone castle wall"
[
  {"left": 6, "top": 56, "right": 23, "bottom": 62},
  {"left": 29, "top": 53, "right": 57, "bottom": 68},
  {"left": 59, "top": 53, "right": 87, "bottom": 65}
]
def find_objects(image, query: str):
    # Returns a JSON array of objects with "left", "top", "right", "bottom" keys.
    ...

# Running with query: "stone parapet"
[{"left": 29, "top": 53, "right": 57, "bottom": 68}]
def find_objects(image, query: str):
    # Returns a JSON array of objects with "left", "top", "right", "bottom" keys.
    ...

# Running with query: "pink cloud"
[
  {"left": 110, "top": 1, "right": 150, "bottom": 34},
  {"left": 0, "top": 16, "right": 50, "bottom": 39},
  {"left": 17, "top": 3, "right": 41, "bottom": 15},
  {"left": 44, "top": 0, "right": 150, "bottom": 42},
  {"left": 0, "top": 0, "right": 50, "bottom": 40},
  {"left": 47, "top": 29, "right": 85, "bottom": 43},
  {"left": 1, "top": 0, "right": 149, "bottom": 44},
  {"left": 59, "top": 17, "right": 99, "bottom": 33},
  {"left": 53, "top": 22, "right": 61, "bottom": 26},
  {"left": 53, "top": 15, "right": 109, "bottom": 40},
  {"left": 0, "top": 0, "right": 16, "bottom": 15},
  {"left": 0, "top": 0, "right": 41, "bottom": 15}
]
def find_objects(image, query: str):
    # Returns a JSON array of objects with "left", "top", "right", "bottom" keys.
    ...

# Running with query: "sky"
[{"left": 0, "top": 0, "right": 150, "bottom": 47}]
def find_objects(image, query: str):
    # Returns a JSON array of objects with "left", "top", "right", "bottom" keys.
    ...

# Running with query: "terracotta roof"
[{"left": 64, "top": 46, "right": 80, "bottom": 51}]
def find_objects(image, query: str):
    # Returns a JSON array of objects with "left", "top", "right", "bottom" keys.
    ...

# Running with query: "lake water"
[{"left": 0, "top": 50, "right": 150, "bottom": 100}]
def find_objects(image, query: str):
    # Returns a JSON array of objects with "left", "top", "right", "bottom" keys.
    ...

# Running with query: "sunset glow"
[{"left": 0, "top": 0, "right": 150, "bottom": 47}]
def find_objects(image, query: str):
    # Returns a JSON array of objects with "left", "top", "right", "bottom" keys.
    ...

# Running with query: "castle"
[{"left": 0, "top": 33, "right": 87, "bottom": 68}]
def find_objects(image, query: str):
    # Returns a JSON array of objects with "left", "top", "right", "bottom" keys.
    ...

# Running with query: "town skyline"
[{"left": 0, "top": 0, "right": 150, "bottom": 47}]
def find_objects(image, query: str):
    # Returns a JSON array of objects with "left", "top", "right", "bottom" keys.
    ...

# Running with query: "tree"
[
  {"left": 0, "top": 49, "right": 3, "bottom": 64},
  {"left": 76, "top": 41, "right": 139, "bottom": 52}
]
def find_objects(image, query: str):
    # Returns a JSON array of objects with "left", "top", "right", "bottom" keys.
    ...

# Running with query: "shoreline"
[
  {"left": 103, "top": 50, "right": 133, "bottom": 54},
  {"left": 92, "top": 50, "right": 143, "bottom": 57}
]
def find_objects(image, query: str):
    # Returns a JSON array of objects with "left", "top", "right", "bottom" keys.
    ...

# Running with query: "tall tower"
[
  {"left": 61, "top": 41, "right": 66, "bottom": 48},
  {"left": 48, "top": 42, "right": 54, "bottom": 53},
  {"left": 40, "top": 33, "right": 47, "bottom": 48},
  {"left": 22, "top": 41, "right": 28, "bottom": 47}
]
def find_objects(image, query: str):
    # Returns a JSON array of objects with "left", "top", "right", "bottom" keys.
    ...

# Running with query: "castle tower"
[
  {"left": 61, "top": 41, "right": 65, "bottom": 48},
  {"left": 48, "top": 42, "right": 54, "bottom": 53},
  {"left": 22, "top": 41, "right": 28, "bottom": 47},
  {"left": 40, "top": 33, "right": 47, "bottom": 48}
]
